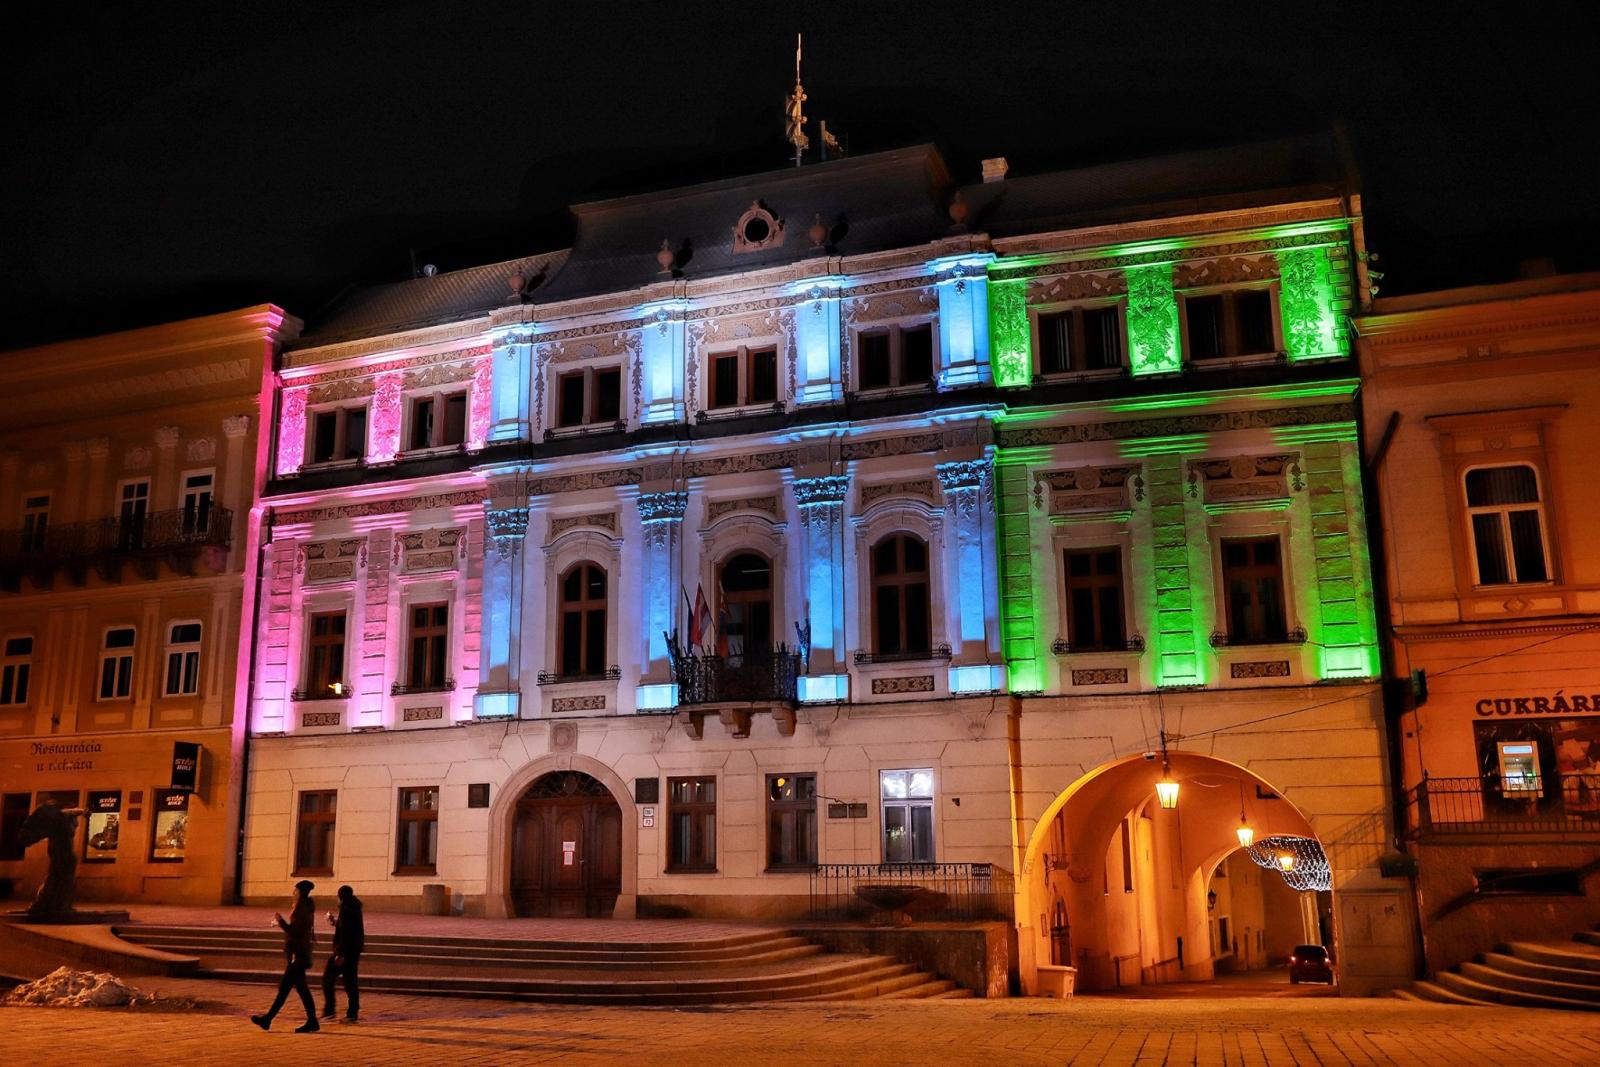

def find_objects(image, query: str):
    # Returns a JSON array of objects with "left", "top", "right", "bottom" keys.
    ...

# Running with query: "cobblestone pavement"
[{"left": 6, "top": 979, "right": 1600, "bottom": 1066}]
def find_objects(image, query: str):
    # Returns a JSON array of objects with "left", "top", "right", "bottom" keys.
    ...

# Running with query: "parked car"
[{"left": 1288, "top": 944, "right": 1335, "bottom": 985}]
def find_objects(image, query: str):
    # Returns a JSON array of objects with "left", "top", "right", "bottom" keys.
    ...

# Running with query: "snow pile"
[{"left": 2, "top": 966, "right": 158, "bottom": 1007}]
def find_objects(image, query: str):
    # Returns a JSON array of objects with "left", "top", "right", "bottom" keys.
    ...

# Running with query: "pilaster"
[
  {"left": 636, "top": 488, "right": 687, "bottom": 695},
  {"left": 1147, "top": 454, "right": 1201, "bottom": 685},
  {"left": 638, "top": 302, "right": 689, "bottom": 425},
  {"left": 935, "top": 455, "right": 1005, "bottom": 692},
  {"left": 154, "top": 425, "right": 180, "bottom": 510},
  {"left": 84, "top": 437, "right": 111, "bottom": 519},
  {"left": 489, "top": 327, "right": 534, "bottom": 443},
  {"left": 792, "top": 472, "right": 850, "bottom": 697},
  {"left": 932, "top": 254, "right": 995, "bottom": 388},
  {"left": 791, "top": 280, "right": 844, "bottom": 405},
  {"left": 476, "top": 499, "right": 529, "bottom": 718}
]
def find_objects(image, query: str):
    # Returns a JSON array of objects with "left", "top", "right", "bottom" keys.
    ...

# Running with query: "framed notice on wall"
[
  {"left": 150, "top": 789, "right": 190, "bottom": 862},
  {"left": 84, "top": 790, "right": 122, "bottom": 862}
]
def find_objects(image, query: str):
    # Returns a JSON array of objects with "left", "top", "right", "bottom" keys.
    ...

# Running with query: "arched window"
[
  {"left": 558, "top": 563, "right": 608, "bottom": 677},
  {"left": 870, "top": 534, "right": 930, "bottom": 656},
  {"left": 719, "top": 552, "right": 773, "bottom": 658},
  {"left": 1465, "top": 464, "right": 1550, "bottom": 585}
]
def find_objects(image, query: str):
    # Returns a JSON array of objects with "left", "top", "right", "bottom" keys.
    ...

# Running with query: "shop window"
[
  {"left": 1036, "top": 305, "right": 1123, "bottom": 375},
  {"left": 766, "top": 773, "right": 817, "bottom": 870},
  {"left": 1185, "top": 289, "right": 1276, "bottom": 360},
  {"left": 856, "top": 323, "right": 935, "bottom": 391},
  {"left": 1497, "top": 741, "right": 1542, "bottom": 794},
  {"left": 117, "top": 479, "right": 150, "bottom": 551},
  {"left": 1221, "top": 538, "right": 1288, "bottom": 644},
  {"left": 1, "top": 792, "right": 30, "bottom": 861},
  {"left": 1465, "top": 465, "right": 1550, "bottom": 585},
  {"left": 1064, "top": 548, "right": 1126, "bottom": 651},
  {"left": 881, "top": 769, "right": 935, "bottom": 863},
  {"left": 556, "top": 368, "right": 622, "bottom": 428},
  {"left": 707, "top": 346, "right": 778, "bottom": 410},
  {"left": 20, "top": 494, "right": 49, "bottom": 553},
  {"left": 162, "top": 621, "right": 202, "bottom": 697},
  {"left": 667, "top": 776, "right": 717, "bottom": 872},
  {"left": 871, "top": 534, "right": 931, "bottom": 656},
  {"left": 304, "top": 611, "right": 347, "bottom": 698},
  {"left": 295, "top": 790, "right": 338, "bottom": 875},
  {"left": 180, "top": 472, "right": 214, "bottom": 537},
  {"left": 557, "top": 563, "right": 608, "bottom": 678},
  {"left": 719, "top": 552, "right": 773, "bottom": 657},
  {"left": 98, "top": 626, "right": 136, "bottom": 701},
  {"left": 84, "top": 790, "right": 121, "bottom": 863},
  {"left": 395, "top": 786, "right": 439, "bottom": 874},
  {"left": 406, "top": 603, "right": 450, "bottom": 690},
  {"left": 309, "top": 405, "right": 368, "bottom": 464},
  {"left": 150, "top": 789, "right": 189, "bottom": 862},
  {"left": 1, "top": 635, "right": 32, "bottom": 706},
  {"left": 408, "top": 391, "right": 469, "bottom": 451}
]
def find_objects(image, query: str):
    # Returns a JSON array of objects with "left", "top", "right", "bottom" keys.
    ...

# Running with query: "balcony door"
[
  {"left": 181, "top": 472, "right": 214, "bottom": 538},
  {"left": 718, "top": 552, "right": 772, "bottom": 660},
  {"left": 510, "top": 771, "right": 621, "bottom": 918},
  {"left": 118, "top": 480, "right": 150, "bottom": 551}
]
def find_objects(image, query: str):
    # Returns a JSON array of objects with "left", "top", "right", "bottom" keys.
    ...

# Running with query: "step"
[
  {"left": 1507, "top": 941, "right": 1600, "bottom": 972},
  {"left": 1436, "top": 970, "right": 1600, "bottom": 1012},
  {"left": 1400, "top": 981, "right": 1493, "bottom": 1007},
  {"left": 877, "top": 979, "right": 960, "bottom": 999},
  {"left": 113, "top": 924, "right": 789, "bottom": 955},
  {"left": 1575, "top": 931, "right": 1600, "bottom": 949},
  {"left": 1482, "top": 952, "right": 1600, "bottom": 989},
  {"left": 929, "top": 986, "right": 975, "bottom": 999},
  {"left": 1460, "top": 960, "right": 1600, "bottom": 1003}
]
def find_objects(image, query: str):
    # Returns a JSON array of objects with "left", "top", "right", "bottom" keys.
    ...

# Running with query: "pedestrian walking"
[
  {"left": 321, "top": 884, "right": 364, "bottom": 1022},
  {"left": 251, "top": 879, "right": 319, "bottom": 1033}
]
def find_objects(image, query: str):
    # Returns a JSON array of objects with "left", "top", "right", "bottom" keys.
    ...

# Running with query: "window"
[
  {"left": 180, "top": 472, "right": 214, "bottom": 537},
  {"left": 1221, "top": 537, "right": 1288, "bottom": 644},
  {"left": 162, "top": 622, "right": 202, "bottom": 697},
  {"left": 305, "top": 611, "right": 347, "bottom": 697},
  {"left": 556, "top": 368, "right": 622, "bottom": 428},
  {"left": 1, "top": 636, "right": 31, "bottom": 706},
  {"left": 1036, "top": 305, "right": 1123, "bottom": 374},
  {"left": 0, "top": 793, "right": 28, "bottom": 861},
  {"left": 1465, "top": 465, "right": 1550, "bottom": 585},
  {"left": 309, "top": 405, "right": 368, "bottom": 463},
  {"left": 871, "top": 534, "right": 931, "bottom": 656},
  {"left": 20, "top": 494, "right": 49, "bottom": 553},
  {"left": 395, "top": 786, "right": 439, "bottom": 873},
  {"left": 150, "top": 789, "right": 189, "bottom": 861},
  {"left": 719, "top": 553, "right": 773, "bottom": 658},
  {"left": 557, "top": 563, "right": 607, "bottom": 678},
  {"left": 406, "top": 603, "right": 450, "bottom": 690},
  {"left": 407, "top": 392, "right": 468, "bottom": 451},
  {"left": 880, "top": 769, "right": 935, "bottom": 863},
  {"left": 1064, "top": 549, "right": 1126, "bottom": 651},
  {"left": 98, "top": 627, "right": 136, "bottom": 700},
  {"left": 708, "top": 346, "right": 778, "bottom": 410},
  {"left": 766, "top": 773, "right": 817, "bottom": 870},
  {"left": 1185, "top": 289, "right": 1276, "bottom": 360},
  {"left": 84, "top": 790, "right": 121, "bottom": 863},
  {"left": 295, "top": 790, "right": 338, "bottom": 874},
  {"left": 117, "top": 480, "right": 150, "bottom": 551},
  {"left": 667, "top": 776, "right": 717, "bottom": 872},
  {"left": 1497, "top": 742, "right": 1541, "bottom": 795},
  {"left": 857, "top": 323, "right": 936, "bottom": 390}
]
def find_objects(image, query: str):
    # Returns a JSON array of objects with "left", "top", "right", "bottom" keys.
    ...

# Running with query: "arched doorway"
[
  {"left": 1020, "top": 752, "right": 1331, "bottom": 992},
  {"left": 510, "top": 771, "right": 622, "bottom": 917}
]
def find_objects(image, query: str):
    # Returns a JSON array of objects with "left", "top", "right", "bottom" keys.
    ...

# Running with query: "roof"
[{"left": 294, "top": 250, "right": 567, "bottom": 347}]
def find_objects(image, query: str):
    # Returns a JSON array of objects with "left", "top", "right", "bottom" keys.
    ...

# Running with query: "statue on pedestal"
[{"left": 19, "top": 802, "right": 83, "bottom": 918}]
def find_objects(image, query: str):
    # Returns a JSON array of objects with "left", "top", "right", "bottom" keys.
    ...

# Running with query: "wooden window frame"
[
  {"left": 854, "top": 322, "right": 937, "bottom": 392},
  {"left": 1062, "top": 547, "right": 1127, "bottom": 651},
  {"left": 706, "top": 345, "right": 779, "bottom": 411},
  {"left": 405, "top": 601, "right": 451, "bottom": 690},
  {"left": 307, "top": 403, "right": 369, "bottom": 464},
  {"left": 666, "top": 775, "right": 717, "bottom": 873},
  {"left": 97, "top": 625, "right": 136, "bottom": 702},
  {"left": 1, "top": 634, "right": 32, "bottom": 707},
  {"left": 879, "top": 768, "right": 935, "bottom": 864},
  {"left": 718, "top": 551, "right": 775, "bottom": 657},
  {"left": 765, "top": 772, "right": 817, "bottom": 871},
  {"left": 1180, "top": 285, "right": 1281, "bottom": 362},
  {"left": 294, "top": 789, "right": 338, "bottom": 876},
  {"left": 304, "top": 610, "right": 348, "bottom": 697},
  {"left": 869, "top": 534, "right": 932, "bottom": 656},
  {"left": 161, "top": 620, "right": 202, "bottom": 698},
  {"left": 405, "top": 389, "right": 469, "bottom": 452},
  {"left": 556, "top": 562, "right": 608, "bottom": 679},
  {"left": 394, "top": 785, "right": 440, "bottom": 875},
  {"left": 1219, "top": 536, "right": 1289, "bottom": 645},
  {"left": 20, "top": 493, "right": 49, "bottom": 553},
  {"left": 1462, "top": 463, "right": 1553, "bottom": 587},
  {"left": 1031, "top": 301, "right": 1127, "bottom": 376},
  {"left": 554, "top": 366, "right": 623, "bottom": 429}
]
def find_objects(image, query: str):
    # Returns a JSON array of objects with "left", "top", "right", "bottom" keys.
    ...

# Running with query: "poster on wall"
[
  {"left": 84, "top": 790, "right": 121, "bottom": 862},
  {"left": 150, "top": 789, "right": 189, "bottom": 862}
]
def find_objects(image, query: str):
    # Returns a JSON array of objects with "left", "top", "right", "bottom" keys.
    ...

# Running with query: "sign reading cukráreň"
[{"left": 1475, "top": 693, "right": 1600, "bottom": 716}]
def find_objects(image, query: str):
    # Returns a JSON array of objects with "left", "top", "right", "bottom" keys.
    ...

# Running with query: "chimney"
[{"left": 981, "top": 157, "right": 1009, "bottom": 184}]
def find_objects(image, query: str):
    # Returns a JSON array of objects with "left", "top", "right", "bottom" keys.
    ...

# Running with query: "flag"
[{"left": 690, "top": 585, "right": 713, "bottom": 653}]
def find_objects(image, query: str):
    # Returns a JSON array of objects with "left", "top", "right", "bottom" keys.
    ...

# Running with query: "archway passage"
[
  {"left": 511, "top": 771, "right": 622, "bottom": 917},
  {"left": 1023, "top": 752, "right": 1332, "bottom": 993}
]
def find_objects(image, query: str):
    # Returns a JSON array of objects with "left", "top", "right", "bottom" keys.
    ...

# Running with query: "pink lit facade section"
[
  {"left": 276, "top": 386, "right": 307, "bottom": 476},
  {"left": 468, "top": 356, "right": 493, "bottom": 451},
  {"left": 367, "top": 371, "right": 404, "bottom": 464}
]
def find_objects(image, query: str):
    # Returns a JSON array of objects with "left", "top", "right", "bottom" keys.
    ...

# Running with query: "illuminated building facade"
[
  {"left": 0, "top": 307, "right": 301, "bottom": 904},
  {"left": 1357, "top": 273, "right": 1600, "bottom": 976},
  {"left": 239, "top": 137, "right": 1409, "bottom": 993}
]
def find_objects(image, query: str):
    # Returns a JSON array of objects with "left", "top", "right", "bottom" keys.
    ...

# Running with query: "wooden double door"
[{"left": 510, "top": 772, "right": 622, "bottom": 918}]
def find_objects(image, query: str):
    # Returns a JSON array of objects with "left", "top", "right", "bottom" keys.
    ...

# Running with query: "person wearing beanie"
[
  {"left": 251, "top": 879, "right": 319, "bottom": 1033},
  {"left": 321, "top": 885, "right": 364, "bottom": 1022}
]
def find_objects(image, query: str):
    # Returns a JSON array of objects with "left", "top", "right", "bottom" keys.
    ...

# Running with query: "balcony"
[
  {"left": 0, "top": 507, "right": 233, "bottom": 589},
  {"left": 672, "top": 647, "right": 800, "bottom": 707},
  {"left": 1409, "top": 775, "right": 1600, "bottom": 838}
]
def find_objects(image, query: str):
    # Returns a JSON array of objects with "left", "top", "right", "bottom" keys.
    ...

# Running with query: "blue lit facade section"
[
  {"left": 635, "top": 682, "right": 678, "bottom": 711},
  {"left": 798, "top": 674, "right": 848, "bottom": 703},
  {"left": 789, "top": 277, "right": 845, "bottom": 405},
  {"left": 488, "top": 325, "right": 534, "bottom": 442},
  {"left": 931, "top": 253, "right": 995, "bottom": 389},
  {"left": 948, "top": 664, "right": 1006, "bottom": 695},
  {"left": 637, "top": 300, "right": 689, "bottom": 424}
]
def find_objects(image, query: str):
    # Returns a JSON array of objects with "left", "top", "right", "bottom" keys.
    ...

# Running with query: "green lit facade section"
[
  {"left": 988, "top": 278, "right": 1030, "bottom": 387},
  {"left": 1147, "top": 454, "right": 1205, "bottom": 686},
  {"left": 993, "top": 456, "right": 1044, "bottom": 692},
  {"left": 1278, "top": 245, "right": 1350, "bottom": 361},
  {"left": 1124, "top": 263, "right": 1181, "bottom": 375}
]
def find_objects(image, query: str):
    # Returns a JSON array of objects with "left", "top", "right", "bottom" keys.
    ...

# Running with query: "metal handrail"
[
  {"left": 808, "top": 861, "right": 1015, "bottom": 922},
  {"left": 1409, "top": 774, "right": 1600, "bottom": 836},
  {"left": 0, "top": 506, "right": 233, "bottom": 566},
  {"left": 673, "top": 648, "right": 800, "bottom": 706}
]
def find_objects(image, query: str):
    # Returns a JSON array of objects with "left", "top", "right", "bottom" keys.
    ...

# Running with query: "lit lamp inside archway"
[
  {"left": 1277, "top": 851, "right": 1296, "bottom": 872},
  {"left": 1235, "top": 819, "right": 1254, "bottom": 849},
  {"left": 1155, "top": 769, "right": 1179, "bottom": 809}
]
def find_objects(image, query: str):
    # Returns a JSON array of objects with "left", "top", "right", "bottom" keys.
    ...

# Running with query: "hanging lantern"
[
  {"left": 1235, "top": 820, "right": 1254, "bottom": 848},
  {"left": 1155, "top": 772, "right": 1180, "bottom": 809},
  {"left": 1277, "top": 851, "right": 1296, "bottom": 871}
]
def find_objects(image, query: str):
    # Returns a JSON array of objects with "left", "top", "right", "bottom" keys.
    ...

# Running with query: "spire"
[{"left": 785, "top": 33, "right": 809, "bottom": 167}]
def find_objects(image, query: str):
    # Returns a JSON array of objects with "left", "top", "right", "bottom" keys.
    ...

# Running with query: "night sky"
[{"left": 4, "top": 1, "right": 1595, "bottom": 350}]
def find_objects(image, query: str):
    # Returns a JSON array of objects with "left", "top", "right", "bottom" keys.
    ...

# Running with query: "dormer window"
[
  {"left": 1036, "top": 305, "right": 1124, "bottom": 375},
  {"left": 557, "top": 367, "right": 622, "bottom": 428},
  {"left": 407, "top": 391, "right": 467, "bottom": 451},
  {"left": 1184, "top": 289, "right": 1276, "bottom": 361},
  {"left": 309, "top": 406, "right": 367, "bottom": 463},
  {"left": 731, "top": 201, "right": 784, "bottom": 253},
  {"left": 708, "top": 346, "right": 778, "bottom": 411},
  {"left": 857, "top": 324, "right": 935, "bottom": 391}
]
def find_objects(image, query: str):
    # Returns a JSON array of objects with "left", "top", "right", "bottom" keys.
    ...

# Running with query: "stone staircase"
[
  {"left": 111, "top": 923, "right": 972, "bottom": 1004},
  {"left": 1395, "top": 925, "right": 1600, "bottom": 1010}
]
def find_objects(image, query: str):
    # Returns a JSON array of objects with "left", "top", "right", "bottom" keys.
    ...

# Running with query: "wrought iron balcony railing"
[
  {"left": 1408, "top": 774, "right": 1600, "bottom": 837},
  {"left": 808, "top": 862, "right": 1015, "bottom": 922},
  {"left": 536, "top": 666, "right": 622, "bottom": 686},
  {"left": 671, "top": 647, "right": 800, "bottom": 706},
  {"left": 0, "top": 506, "right": 233, "bottom": 587},
  {"left": 853, "top": 643, "right": 953, "bottom": 666},
  {"left": 391, "top": 678, "right": 455, "bottom": 696},
  {"left": 1210, "top": 626, "right": 1307, "bottom": 648},
  {"left": 1051, "top": 634, "right": 1146, "bottom": 655}
]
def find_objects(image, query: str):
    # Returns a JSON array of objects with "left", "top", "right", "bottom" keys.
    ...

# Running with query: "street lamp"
[
  {"left": 1277, "top": 851, "right": 1296, "bottom": 872},
  {"left": 1155, "top": 766, "right": 1179, "bottom": 809},
  {"left": 1236, "top": 819, "right": 1254, "bottom": 848}
]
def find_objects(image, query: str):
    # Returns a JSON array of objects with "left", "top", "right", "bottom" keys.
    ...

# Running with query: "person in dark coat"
[
  {"left": 321, "top": 885, "right": 364, "bottom": 1022},
  {"left": 252, "top": 879, "right": 319, "bottom": 1033}
]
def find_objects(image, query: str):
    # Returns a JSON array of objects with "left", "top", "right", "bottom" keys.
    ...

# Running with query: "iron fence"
[
  {"left": 1409, "top": 774, "right": 1600, "bottom": 836},
  {"left": 0, "top": 506, "right": 232, "bottom": 573},
  {"left": 808, "top": 861, "right": 1015, "bottom": 923},
  {"left": 673, "top": 648, "right": 800, "bottom": 705}
]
